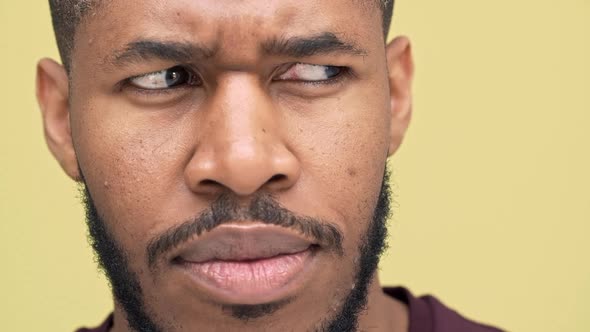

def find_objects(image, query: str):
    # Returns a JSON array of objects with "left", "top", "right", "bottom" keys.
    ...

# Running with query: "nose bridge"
[
  {"left": 215, "top": 74, "right": 274, "bottom": 148},
  {"left": 185, "top": 73, "right": 299, "bottom": 196}
]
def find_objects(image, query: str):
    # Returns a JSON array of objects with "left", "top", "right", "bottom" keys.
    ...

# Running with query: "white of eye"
[
  {"left": 279, "top": 63, "right": 341, "bottom": 82},
  {"left": 129, "top": 66, "right": 191, "bottom": 90},
  {"left": 130, "top": 70, "right": 170, "bottom": 90}
]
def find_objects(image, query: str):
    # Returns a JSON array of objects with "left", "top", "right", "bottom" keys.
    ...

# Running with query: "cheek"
[
  {"left": 286, "top": 86, "right": 391, "bottom": 246},
  {"left": 70, "top": 98, "right": 195, "bottom": 253}
]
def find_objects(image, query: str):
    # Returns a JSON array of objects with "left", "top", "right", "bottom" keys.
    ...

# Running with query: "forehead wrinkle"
[{"left": 80, "top": 0, "right": 382, "bottom": 72}]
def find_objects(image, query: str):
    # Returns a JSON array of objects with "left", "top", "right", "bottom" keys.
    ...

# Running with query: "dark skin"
[{"left": 36, "top": 0, "right": 414, "bottom": 331}]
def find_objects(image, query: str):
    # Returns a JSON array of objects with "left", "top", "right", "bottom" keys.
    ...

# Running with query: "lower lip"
[{"left": 177, "top": 248, "right": 315, "bottom": 304}]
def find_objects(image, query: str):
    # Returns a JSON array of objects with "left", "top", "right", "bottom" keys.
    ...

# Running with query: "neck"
[{"left": 357, "top": 275, "right": 409, "bottom": 332}]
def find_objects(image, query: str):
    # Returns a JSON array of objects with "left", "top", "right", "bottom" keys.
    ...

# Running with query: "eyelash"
[
  {"left": 120, "top": 64, "right": 352, "bottom": 95},
  {"left": 292, "top": 66, "right": 352, "bottom": 86},
  {"left": 120, "top": 65, "right": 200, "bottom": 95}
]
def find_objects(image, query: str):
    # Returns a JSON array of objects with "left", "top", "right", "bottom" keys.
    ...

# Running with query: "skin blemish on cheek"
[{"left": 347, "top": 168, "right": 357, "bottom": 177}]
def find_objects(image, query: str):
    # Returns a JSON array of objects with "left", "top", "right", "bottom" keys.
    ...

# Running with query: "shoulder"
[
  {"left": 384, "top": 287, "right": 505, "bottom": 332},
  {"left": 75, "top": 314, "right": 113, "bottom": 332}
]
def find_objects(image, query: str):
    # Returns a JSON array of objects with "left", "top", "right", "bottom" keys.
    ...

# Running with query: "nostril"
[
  {"left": 200, "top": 179, "right": 222, "bottom": 187},
  {"left": 269, "top": 174, "right": 287, "bottom": 183}
]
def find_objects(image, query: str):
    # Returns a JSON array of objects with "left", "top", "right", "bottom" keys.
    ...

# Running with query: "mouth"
[{"left": 170, "top": 223, "right": 320, "bottom": 304}]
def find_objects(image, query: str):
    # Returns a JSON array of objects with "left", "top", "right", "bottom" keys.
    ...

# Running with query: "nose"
[{"left": 184, "top": 75, "right": 301, "bottom": 196}]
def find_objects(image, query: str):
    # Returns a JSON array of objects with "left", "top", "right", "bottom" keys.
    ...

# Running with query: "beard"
[{"left": 81, "top": 168, "right": 391, "bottom": 332}]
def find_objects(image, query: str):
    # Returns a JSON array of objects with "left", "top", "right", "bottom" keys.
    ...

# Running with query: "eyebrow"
[
  {"left": 106, "top": 32, "right": 366, "bottom": 67},
  {"left": 262, "top": 32, "right": 368, "bottom": 58},
  {"left": 108, "top": 40, "right": 216, "bottom": 67}
]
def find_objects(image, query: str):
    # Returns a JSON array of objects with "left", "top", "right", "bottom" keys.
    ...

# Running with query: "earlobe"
[
  {"left": 385, "top": 36, "right": 414, "bottom": 157},
  {"left": 36, "top": 58, "right": 81, "bottom": 181}
]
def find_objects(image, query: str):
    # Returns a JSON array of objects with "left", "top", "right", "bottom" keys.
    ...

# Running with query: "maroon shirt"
[{"left": 77, "top": 287, "right": 503, "bottom": 332}]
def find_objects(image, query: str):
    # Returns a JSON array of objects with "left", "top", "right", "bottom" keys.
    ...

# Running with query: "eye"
[
  {"left": 277, "top": 63, "right": 345, "bottom": 82},
  {"left": 128, "top": 66, "right": 200, "bottom": 90}
]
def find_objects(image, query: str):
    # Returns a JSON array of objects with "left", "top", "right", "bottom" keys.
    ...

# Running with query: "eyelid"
[
  {"left": 121, "top": 65, "right": 201, "bottom": 92},
  {"left": 274, "top": 64, "right": 352, "bottom": 89},
  {"left": 118, "top": 63, "right": 351, "bottom": 95},
  {"left": 276, "top": 63, "right": 347, "bottom": 82}
]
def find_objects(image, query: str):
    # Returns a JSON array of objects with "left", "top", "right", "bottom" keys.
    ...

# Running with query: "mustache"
[{"left": 146, "top": 193, "right": 343, "bottom": 269}]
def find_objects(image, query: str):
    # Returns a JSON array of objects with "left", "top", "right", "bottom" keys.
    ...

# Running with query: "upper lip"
[{"left": 173, "top": 223, "right": 315, "bottom": 263}]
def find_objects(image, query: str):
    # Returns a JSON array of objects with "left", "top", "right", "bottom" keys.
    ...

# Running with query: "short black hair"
[{"left": 49, "top": 0, "right": 395, "bottom": 72}]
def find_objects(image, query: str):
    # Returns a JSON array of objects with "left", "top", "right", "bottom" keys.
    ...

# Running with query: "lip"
[
  {"left": 171, "top": 223, "right": 320, "bottom": 304},
  {"left": 175, "top": 223, "right": 315, "bottom": 263}
]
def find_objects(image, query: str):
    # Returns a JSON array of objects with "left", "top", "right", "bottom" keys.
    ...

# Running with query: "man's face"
[{"left": 38, "top": 0, "right": 413, "bottom": 331}]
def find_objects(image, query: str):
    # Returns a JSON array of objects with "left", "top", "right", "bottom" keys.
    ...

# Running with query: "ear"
[
  {"left": 385, "top": 36, "right": 414, "bottom": 157},
  {"left": 36, "top": 58, "right": 81, "bottom": 181}
]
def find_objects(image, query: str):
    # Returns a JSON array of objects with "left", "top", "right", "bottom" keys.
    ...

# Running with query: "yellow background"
[{"left": 1, "top": 0, "right": 588, "bottom": 331}]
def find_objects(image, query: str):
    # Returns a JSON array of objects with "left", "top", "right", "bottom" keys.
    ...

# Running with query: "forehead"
[
  {"left": 73, "top": 0, "right": 382, "bottom": 66},
  {"left": 83, "top": 0, "right": 380, "bottom": 29}
]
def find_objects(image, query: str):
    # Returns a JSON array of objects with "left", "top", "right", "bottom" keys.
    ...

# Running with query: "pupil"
[
  {"left": 165, "top": 66, "right": 187, "bottom": 86},
  {"left": 324, "top": 66, "right": 341, "bottom": 78}
]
